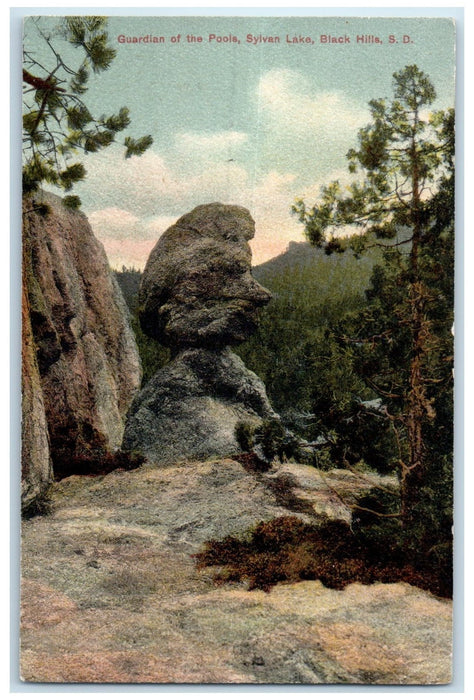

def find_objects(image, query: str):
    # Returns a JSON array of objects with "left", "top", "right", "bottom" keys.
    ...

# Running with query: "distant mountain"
[
  {"left": 251, "top": 239, "right": 381, "bottom": 300},
  {"left": 253, "top": 231, "right": 410, "bottom": 284},
  {"left": 253, "top": 242, "right": 327, "bottom": 280}
]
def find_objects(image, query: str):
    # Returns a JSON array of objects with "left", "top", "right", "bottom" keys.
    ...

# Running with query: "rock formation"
[
  {"left": 22, "top": 192, "right": 142, "bottom": 499},
  {"left": 21, "top": 277, "right": 53, "bottom": 511},
  {"left": 122, "top": 203, "right": 277, "bottom": 464}
]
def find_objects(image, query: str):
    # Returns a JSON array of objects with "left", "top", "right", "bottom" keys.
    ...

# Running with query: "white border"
[{"left": 7, "top": 5, "right": 466, "bottom": 697}]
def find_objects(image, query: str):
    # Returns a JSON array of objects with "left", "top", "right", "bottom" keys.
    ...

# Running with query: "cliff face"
[
  {"left": 21, "top": 277, "right": 53, "bottom": 511},
  {"left": 22, "top": 192, "right": 141, "bottom": 496}
]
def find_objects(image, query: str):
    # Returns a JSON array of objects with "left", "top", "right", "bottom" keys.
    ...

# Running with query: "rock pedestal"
[
  {"left": 122, "top": 347, "right": 277, "bottom": 464},
  {"left": 123, "top": 203, "right": 277, "bottom": 464}
]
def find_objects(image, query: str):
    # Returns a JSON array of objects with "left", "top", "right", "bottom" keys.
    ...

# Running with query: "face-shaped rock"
[{"left": 139, "top": 203, "right": 272, "bottom": 348}]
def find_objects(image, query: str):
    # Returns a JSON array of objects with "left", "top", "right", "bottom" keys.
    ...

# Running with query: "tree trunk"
[{"left": 401, "top": 120, "right": 430, "bottom": 529}]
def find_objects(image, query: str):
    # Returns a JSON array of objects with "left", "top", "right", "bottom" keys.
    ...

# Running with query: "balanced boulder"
[
  {"left": 123, "top": 203, "right": 277, "bottom": 464},
  {"left": 138, "top": 203, "right": 271, "bottom": 348}
]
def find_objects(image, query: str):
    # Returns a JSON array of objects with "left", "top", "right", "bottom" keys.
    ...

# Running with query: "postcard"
[{"left": 20, "top": 13, "right": 456, "bottom": 685}]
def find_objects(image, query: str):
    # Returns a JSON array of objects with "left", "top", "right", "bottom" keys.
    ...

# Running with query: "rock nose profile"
[{"left": 122, "top": 203, "right": 279, "bottom": 465}]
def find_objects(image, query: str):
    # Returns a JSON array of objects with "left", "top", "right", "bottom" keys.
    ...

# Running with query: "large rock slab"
[
  {"left": 22, "top": 192, "right": 141, "bottom": 485},
  {"left": 122, "top": 346, "right": 278, "bottom": 464},
  {"left": 20, "top": 460, "right": 453, "bottom": 684}
]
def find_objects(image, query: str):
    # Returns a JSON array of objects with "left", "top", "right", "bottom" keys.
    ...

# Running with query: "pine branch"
[
  {"left": 22, "top": 68, "right": 66, "bottom": 93},
  {"left": 365, "top": 236, "right": 414, "bottom": 251}
]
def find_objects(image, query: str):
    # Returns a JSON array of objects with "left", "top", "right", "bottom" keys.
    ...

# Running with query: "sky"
[{"left": 23, "top": 15, "right": 456, "bottom": 269}]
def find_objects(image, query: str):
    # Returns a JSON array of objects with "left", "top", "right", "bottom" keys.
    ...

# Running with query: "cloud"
[
  {"left": 248, "top": 171, "right": 306, "bottom": 264},
  {"left": 173, "top": 130, "right": 248, "bottom": 160},
  {"left": 100, "top": 239, "right": 157, "bottom": 272},
  {"left": 144, "top": 215, "right": 179, "bottom": 238},
  {"left": 182, "top": 161, "right": 250, "bottom": 206},
  {"left": 88, "top": 207, "right": 180, "bottom": 270},
  {"left": 86, "top": 165, "right": 305, "bottom": 268},
  {"left": 81, "top": 148, "right": 184, "bottom": 216},
  {"left": 78, "top": 133, "right": 252, "bottom": 220},
  {"left": 81, "top": 150, "right": 358, "bottom": 269},
  {"left": 89, "top": 208, "right": 143, "bottom": 241},
  {"left": 88, "top": 207, "right": 179, "bottom": 270},
  {"left": 258, "top": 69, "right": 366, "bottom": 134},
  {"left": 74, "top": 81, "right": 369, "bottom": 269},
  {"left": 256, "top": 69, "right": 369, "bottom": 179},
  {"left": 89, "top": 207, "right": 178, "bottom": 243}
]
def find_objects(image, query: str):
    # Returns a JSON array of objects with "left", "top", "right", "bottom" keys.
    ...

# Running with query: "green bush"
[
  {"left": 257, "top": 419, "right": 287, "bottom": 460},
  {"left": 235, "top": 421, "right": 256, "bottom": 453}
]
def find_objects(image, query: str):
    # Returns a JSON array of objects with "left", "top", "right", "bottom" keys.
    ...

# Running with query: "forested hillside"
[
  {"left": 116, "top": 266, "right": 170, "bottom": 385},
  {"left": 242, "top": 241, "right": 379, "bottom": 413},
  {"left": 239, "top": 240, "right": 399, "bottom": 473}
]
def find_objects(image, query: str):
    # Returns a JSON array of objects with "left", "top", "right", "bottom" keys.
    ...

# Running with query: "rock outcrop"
[
  {"left": 122, "top": 203, "right": 276, "bottom": 464},
  {"left": 20, "top": 459, "right": 452, "bottom": 684},
  {"left": 21, "top": 277, "right": 53, "bottom": 511},
  {"left": 22, "top": 192, "right": 141, "bottom": 496},
  {"left": 122, "top": 346, "right": 277, "bottom": 464}
]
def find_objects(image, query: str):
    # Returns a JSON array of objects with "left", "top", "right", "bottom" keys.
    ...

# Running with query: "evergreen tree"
[
  {"left": 23, "top": 16, "right": 153, "bottom": 205},
  {"left": 293, "top": 66, "right": 454, "bottom": 540}
]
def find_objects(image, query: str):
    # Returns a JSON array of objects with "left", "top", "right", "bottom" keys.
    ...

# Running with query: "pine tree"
[
  {"left": 293, "top": 66, "right": 454, "bottom": 537},
  {"left": 23, "top": 16, "right": 153, "bottom": 205}
]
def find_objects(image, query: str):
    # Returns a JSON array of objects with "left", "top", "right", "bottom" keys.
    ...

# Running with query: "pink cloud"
[{"left": 102, "top": 239, "right": 157, "bottom": 271}]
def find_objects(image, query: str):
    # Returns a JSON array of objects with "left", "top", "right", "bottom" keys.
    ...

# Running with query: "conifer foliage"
[
  {"left": 293, "top": 65, "right": 454, "bottom": 565},
  {"left": 23, "top": 16, "right": 153, "bottom": 205}
]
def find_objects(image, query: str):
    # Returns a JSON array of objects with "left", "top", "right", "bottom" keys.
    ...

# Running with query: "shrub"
[
  {"left": 235, "top": 421, "right": 256, "bottom": 453},
  {"left": 257, "top": 419, "right": 287, "bottom": 460},
  {"left": 235, "top": 418, "right": 298, "bottom": 465},
  {"left": 195, "top": 514, "right": 452, "bottom": 598}
]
